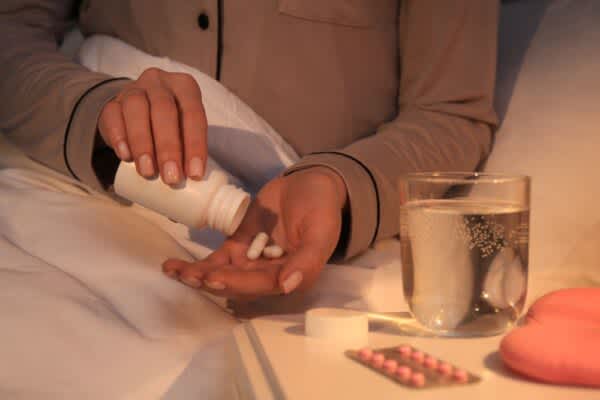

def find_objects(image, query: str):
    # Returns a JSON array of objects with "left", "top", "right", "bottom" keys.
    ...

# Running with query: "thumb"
[{"left": 278, "top": 243, "right": 328, "bottom": 294}]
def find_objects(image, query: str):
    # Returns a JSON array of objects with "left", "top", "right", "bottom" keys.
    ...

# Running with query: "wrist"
[{"left": 298, "top": 166, "right": 348, "bottom": 210}]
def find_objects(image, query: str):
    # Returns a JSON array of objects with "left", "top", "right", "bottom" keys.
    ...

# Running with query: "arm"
[
  {"left": 0, "top": 0, "right": 129, "bottom": 190},
  {"left": 0, "top": 1, "right": 208, "bottom": 190},
  {"left": 287, "top": 0, "right": 499, "bottom": 258},
  {"left": 162, "top": 0, "right": 500, "bottom": 297}
]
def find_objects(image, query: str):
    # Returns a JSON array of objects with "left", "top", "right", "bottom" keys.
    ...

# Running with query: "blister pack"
[{"left": 346, "top": 345, "right": 481, "bottom": 389}]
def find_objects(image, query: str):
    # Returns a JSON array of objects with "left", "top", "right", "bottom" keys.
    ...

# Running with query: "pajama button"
[{"left": 197, "top": 13, "right": 210, "bottom": 30}]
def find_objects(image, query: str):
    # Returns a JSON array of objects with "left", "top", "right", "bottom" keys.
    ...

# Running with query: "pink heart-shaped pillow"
[{"left": 500, "top": 288, "right": 600, "bottom": 387}]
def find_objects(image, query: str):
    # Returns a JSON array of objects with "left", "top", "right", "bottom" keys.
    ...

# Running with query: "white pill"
[
  {"left": 246, "top": 232, "right": 269, "bottom": 260},
  {"left": 263, "top": 245, "right": 285, "bottom": 259}
]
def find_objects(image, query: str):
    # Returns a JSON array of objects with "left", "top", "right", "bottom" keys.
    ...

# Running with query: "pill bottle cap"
[
  {"left": 206, "top": 184, "right": 250, "bottom": 236},
  {"left": 305, "top": 308, "right": 368, "bottom": 347}
]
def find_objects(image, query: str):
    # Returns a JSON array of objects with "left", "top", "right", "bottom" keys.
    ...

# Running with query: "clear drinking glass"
[{"left": 399, "top": 172, "right": 530, "bottom": 337}]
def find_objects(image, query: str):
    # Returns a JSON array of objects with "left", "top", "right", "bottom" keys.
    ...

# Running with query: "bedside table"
[{"left": 230, "top": 313, "right": 598, "bottom": 400}]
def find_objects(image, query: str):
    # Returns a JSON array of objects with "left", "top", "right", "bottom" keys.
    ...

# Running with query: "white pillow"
[{"left": 484, "top": 0, "right": 600, "bottom": 293}]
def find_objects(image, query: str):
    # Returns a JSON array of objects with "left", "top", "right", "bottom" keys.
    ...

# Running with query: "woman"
[{"left": 0, "top": 0, "right": 499, "bottom": 298}]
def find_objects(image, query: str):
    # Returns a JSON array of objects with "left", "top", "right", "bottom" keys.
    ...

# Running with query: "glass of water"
[{"left": 399, "top": 172, "right": 530, "bottom": 337}]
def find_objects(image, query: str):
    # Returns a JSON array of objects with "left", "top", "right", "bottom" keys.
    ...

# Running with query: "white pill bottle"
[{"left": 113, "top": 159, "right": 250, "bottom": 236}]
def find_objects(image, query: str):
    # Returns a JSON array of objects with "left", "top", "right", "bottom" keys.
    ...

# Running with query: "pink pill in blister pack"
[
  {"left": 347, "top": 345, "right": 480, "bottom": 389},
  {"left": 396, "top": 345, "right": 412, "bottom": 357},
  {"left": 383, "top": 359, "right": 398, "bottom": 374},
  {"left": 424, "top": 355, "right": 439, "bottom": 369},
  {"left": 410, "top": 350, "right": 425, "bottom": 363},
  {"left": 358, "top": 348, "right": 373, "bottom": 361},
  {"left": 395, "top": 365, "right": 412, "bottom": 382},
  {"left": 410, "top": 372, "right": 426, "bottom": 387},
  {"left": 370, "top": 353, "right": 385, "bottom": 369},
  {"left": 438, "top": 362, "right": 453, "bottom": 376},
  {"left": 453, "top": 369, "right": 469, "bottom": 383}
]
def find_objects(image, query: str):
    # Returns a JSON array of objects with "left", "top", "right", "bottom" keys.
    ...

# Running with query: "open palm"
[{"left": 163, "top": 167, "right": 347, "bottom": 299}]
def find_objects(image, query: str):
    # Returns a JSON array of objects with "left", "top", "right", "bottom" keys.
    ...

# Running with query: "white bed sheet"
[{"left": 0, "top": 149, "right": 241, "bottom": 398}]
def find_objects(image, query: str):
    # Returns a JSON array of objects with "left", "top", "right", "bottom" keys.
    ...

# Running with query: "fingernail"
[
  {"left": 163, "top": 160, "right": 180, "bottom": 184},
  {"left": 282, "top": 271, "right": 303, "bottom": 294},
  {"left": 204, "top": 280, "right": 226, "bottom": 290},
  {"left": 181, "top": 275, "right": 202, "bottom": 288},
  {"left": 116, "top": 141, "right": 131, "bottom": 161},
  {"left": 137, "top": 154, "right": 155, "bottom": 177},
  {"left": 188, "top": 157, "right": 204, "bottom": 179}
]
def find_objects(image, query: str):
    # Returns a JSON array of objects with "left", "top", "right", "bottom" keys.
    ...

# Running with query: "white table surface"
[{"left": 231, "top": 313, "right": 600, "bottom": 400}]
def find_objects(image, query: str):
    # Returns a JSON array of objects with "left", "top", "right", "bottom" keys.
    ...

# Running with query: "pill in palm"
[
  {"left": 247, "top": 232, "right": 270, "bottom": 260},
  {"left": 263, "top": 244, "right": 285, "bottom": 259}
]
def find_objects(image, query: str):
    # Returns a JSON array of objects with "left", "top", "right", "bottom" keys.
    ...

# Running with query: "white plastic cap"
[
  {"left": 206, "top": 184, "right": 251, "bottom": 236},
  {"left": 305, "top": 308, "right": 369, "bottom": 346}
]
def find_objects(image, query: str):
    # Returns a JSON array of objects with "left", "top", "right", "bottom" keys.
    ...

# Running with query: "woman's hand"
[
  {"left": 98, "top": 67, "right": 207, "bottom": 185},
  {"left": 162, "top": 167, "right": 348, "bottom": 298}
]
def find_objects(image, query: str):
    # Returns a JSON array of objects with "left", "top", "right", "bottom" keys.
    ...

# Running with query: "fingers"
[
  {"left": 278, "top": 245, "right": 326, "bottom": 294},
  {"left": 98, "top": 101, "right": 131, "bottom": 161},
  {"left": 203, "top": 264, "right": 282, "bottom": 297},
  {"left": 162, "top": 256, "right": 284, "bottom": 298},
  {"left": 162, "top": 242, "right": 236, "bottom": 287},
  {"left": 119, "top": 87, "right": 156, "bottom": 178},
  {"left": 145, "top": 85, "right": 182, "bottom": 184},
  {"left": 100, "top": 68, "right": 208, "bottom": 184},
  {"left": 165, "top": 73, "right": 208, "bottom": 180},
  {"left": 162, "top": 258, "right": 188, "bottom": 279},
  {"left": 164, "top": 246, "right": 324, "bottom": 298}
]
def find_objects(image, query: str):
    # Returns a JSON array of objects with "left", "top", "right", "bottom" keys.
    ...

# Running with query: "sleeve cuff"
[
  {"left": 284, "top": 152, "right": 379, "bottom": 259},
  {"left": 65, "top": 78, "right": 130, "bottom": 192}
]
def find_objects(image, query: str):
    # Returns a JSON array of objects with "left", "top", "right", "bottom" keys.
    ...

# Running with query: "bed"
[{"left": 1, "top": 1, "right": 599, "bottom": 398}]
